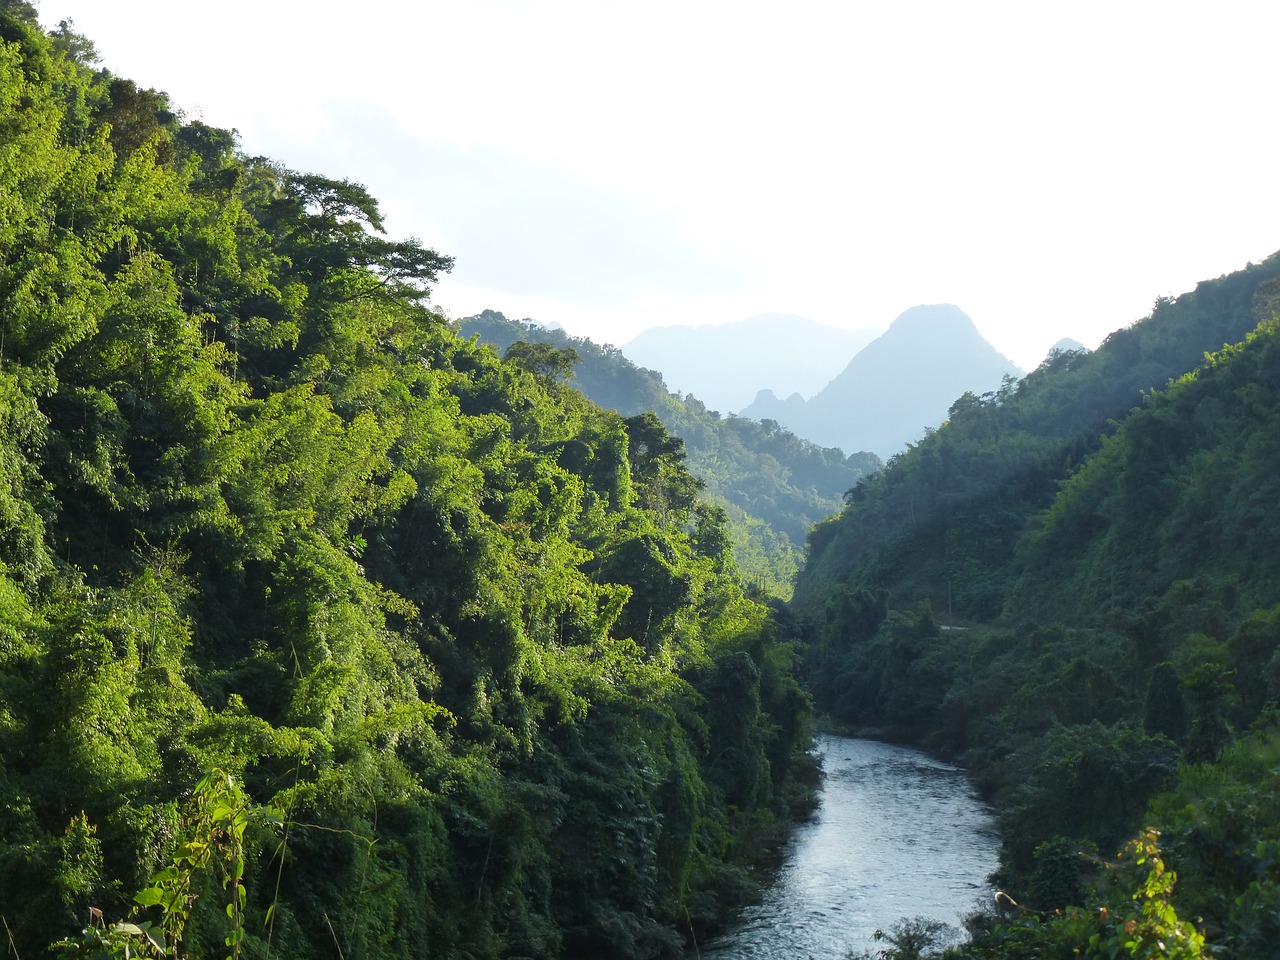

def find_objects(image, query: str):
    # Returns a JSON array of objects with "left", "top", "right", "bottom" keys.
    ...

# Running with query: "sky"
[{"left": 33, "top": 0, "right": 1280, "bottom": 371}]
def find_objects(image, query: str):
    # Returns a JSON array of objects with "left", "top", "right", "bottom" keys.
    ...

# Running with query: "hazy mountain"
[
  {"left": 741, "top": 304, "right": 1023, "bottom": 458},
  {"left": 457, "top": 310, "right": 879, "bottom": 596},
  {"left": 790, "top": 254, "right": 1280, "bottom": 954},
  {"left": 620, "top": 314, "right": 880, "bottom": 414},
  {"left": 1046, "top": 336, "right": 1087, "bottom": 359}
]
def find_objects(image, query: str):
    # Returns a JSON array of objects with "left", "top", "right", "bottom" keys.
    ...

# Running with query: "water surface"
[{"left": 696, "top": 735, "right": 999, "bottom": 959}]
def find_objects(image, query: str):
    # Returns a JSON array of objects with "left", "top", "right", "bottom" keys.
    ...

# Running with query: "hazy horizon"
[{"left": 35, "top": 1, "right": 1280, "bottom": 370}]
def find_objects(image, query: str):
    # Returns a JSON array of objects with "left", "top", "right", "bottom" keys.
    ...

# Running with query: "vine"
[{"left": 54, "top": 771, "right": 283, "bottom": 960}]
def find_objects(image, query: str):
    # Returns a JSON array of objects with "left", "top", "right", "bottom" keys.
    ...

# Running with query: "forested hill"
[
  {"left": 791, "top": 254, "right": 1280, "bottom": 957},
  {"left": 795, "top": 255, "right": 1280, "bottom": 623},
  {"left": 0, "top": 12, "right": 817, "bottom": 959},
  {"left": 459, "top": 309, "right": 880, "bottom": 596}
]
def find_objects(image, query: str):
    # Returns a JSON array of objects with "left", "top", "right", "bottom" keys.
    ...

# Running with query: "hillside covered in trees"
[
  {"left": 794, "top": 254, "right": 1280, "bottom": 957},
  {"left": 458, "top": 310, "right": 879, "bottom": 596},
  {"left": 11, "top": 6, "right": 1280, "bottom": 959},
  {"left": 0, "top": 11, "right": 818, "bottom": 959}
]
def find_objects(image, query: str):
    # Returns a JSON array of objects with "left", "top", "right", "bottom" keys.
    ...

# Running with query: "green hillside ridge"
[
  {"left": 458, "top": 309, "right": 880, "bottom": 597},
  {"left": 794, "top": 255, "right": 1280, "bottom": 957},
  {"left": 795, "top": 256, "right": 1280, "bottom": 624},
  {"left": 0, "top": 12, "right": 816, "bottom": 959},
  {"left": 8, "top": 7, "right": 1280, "bottom": 959}
]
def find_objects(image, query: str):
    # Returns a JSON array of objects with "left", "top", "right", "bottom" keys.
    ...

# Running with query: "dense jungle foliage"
[
  {"left": 0, "top": 11, "right": 819, "bottom": 958},
  {"left": 796, "top": 256, "right": 1280, "bottom": 956},
  {"left": 458, "top": 310, "right": 879, "bottom": 598}
]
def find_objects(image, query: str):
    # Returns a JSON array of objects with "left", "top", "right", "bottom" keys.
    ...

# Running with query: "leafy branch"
[{"left": 54, "top": 771, "right": 283, "bottom": 960}]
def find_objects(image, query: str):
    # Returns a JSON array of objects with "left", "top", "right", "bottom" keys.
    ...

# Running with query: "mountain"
[
  {"left": 0, "top": 14, "right": 817, "bottom": 959},
  {"left": 1047, "top": 336, "right": 1086, "bottom": 356},
  {"left": 793, "top": 263, "right": 1280, "bottom": 627},
  {"left": 620, "top": 313, "right": 880, "bottom": 414},
  {"left": 742, "top": 304, "right": 1023, "bottom": 459},
  {"left": 789, "top": 252, "right": 1280, "bottom": 955},
  {"left": 458, "top": 310, "right": 880, "bottom": 595}
]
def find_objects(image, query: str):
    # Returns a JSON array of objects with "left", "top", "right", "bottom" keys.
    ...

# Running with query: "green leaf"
[
  {"left": 136, "top": 922, "right": 166, "bottom": 952},
  {"left": 132, "top": 888, "right": 164, "bottom": 907}
]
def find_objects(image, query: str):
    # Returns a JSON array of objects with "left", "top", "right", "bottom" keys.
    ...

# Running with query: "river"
[{"left": 694, "top": 735, "right": 1000, "bottom": 959}]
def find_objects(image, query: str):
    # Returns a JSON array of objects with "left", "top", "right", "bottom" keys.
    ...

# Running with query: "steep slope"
[
  {"left": 788, "top": 255, "right": 1280, "bottom": 956},
  {"left": 459, "top": 310, "right": 880, "bottom": 595},
  {"left": 0, "top": 15, "right": 816, "bottom": 960},
  {"left": 459, "top": 309, "right": 674, "bottom": 414},
  {"left": 1008, "top": 311, "right": 1280, "bottom": 632},
  {"left": 620, "top": 313, "right": 880, "bottom": 413},
  {"left": 794, "top": 261, "right": 1280, "bottom": 624},
  {"left": 743, "top": 304, "right": 1023, "bottom": 458}
]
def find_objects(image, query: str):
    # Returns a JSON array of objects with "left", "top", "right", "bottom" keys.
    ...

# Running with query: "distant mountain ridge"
[
  {"left": 787, "top": 253, "right": 1280, "bottom": 955},
  {"left": 457, "top": 310, "right": 880, "bottom": 596},
  {"left": 741, "top": 304, "right": 1023, "bottom": 458},
  {"left": 621, "top": 314, "right": 880, "bottom": 413}
]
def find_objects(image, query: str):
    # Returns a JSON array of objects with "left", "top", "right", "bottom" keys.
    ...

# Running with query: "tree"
[
  {"left": 0, "top": 1, "right": 37, "bottom": 25},
  {"left": 623, "top": 412, "right": 703, "bottom": 523},
  {"left": 50, "top": 19, "right": 99, "bottom": 65},
  {"left": 503, "top": 340, "right": 579, "bottom": 384},
  {"left": 0, "top": 13, "right": 818, "bottom": 958}
]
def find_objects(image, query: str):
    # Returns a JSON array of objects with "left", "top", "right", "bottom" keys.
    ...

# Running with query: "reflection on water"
[{"left": 695, "top": 735, "right": 999, "bottom": 959}]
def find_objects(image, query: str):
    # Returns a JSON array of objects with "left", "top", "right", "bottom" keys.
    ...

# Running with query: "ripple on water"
[{"left": 695, "top": 735, "right": 1000, "bottom": 959}]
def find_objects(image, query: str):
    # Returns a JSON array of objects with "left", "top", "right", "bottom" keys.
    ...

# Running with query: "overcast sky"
[{"left": 34, "top": 0, "right": 1280, "bottom": 370}]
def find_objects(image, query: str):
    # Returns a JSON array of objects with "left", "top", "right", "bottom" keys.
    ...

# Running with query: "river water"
[{"left": 694, "top": 735, "right": 999, "bottom": 959}]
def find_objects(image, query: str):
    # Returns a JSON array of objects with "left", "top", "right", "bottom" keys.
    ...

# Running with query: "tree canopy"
[
  {"left": 0, "top": 15, "right": 816, "bottom": 959},
  {"left": 791, "top": 250, "right": 1280, "bottom": 956},
  {"left": 459, "top": 309, "right": 880, "bottom": 596}
]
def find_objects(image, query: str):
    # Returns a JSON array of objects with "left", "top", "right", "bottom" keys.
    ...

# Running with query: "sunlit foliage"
[{"left": 0, "top": 14, "right": 816, "bottom": 958}]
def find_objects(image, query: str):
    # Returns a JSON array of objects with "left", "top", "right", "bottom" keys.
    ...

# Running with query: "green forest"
[
  {"left": 0, "top": 11, "right": 816, "bottom": 959},
  {"left": 7, "top": 7, "right": 1280, "bottom": 960},
  {"left": 798, "top": 261, "right": 1280, "bottom": 956},
  {"left": 457, "top": 309, "right": 879, "bottom": 598}
]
